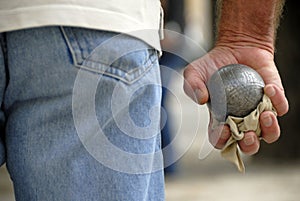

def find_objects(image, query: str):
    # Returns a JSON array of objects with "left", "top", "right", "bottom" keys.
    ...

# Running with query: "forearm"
[{"left": 216, "top": 0, "right": 285, "bottom": 54}]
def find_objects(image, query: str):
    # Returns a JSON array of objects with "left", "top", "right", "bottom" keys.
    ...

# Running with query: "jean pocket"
[{"left": 60, "top": 27, "right": 158, "bottom": 84}]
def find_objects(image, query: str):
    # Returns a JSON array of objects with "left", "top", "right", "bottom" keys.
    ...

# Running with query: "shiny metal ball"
[{"left": 207, "top": 64, "right": 265, "bottom": 121}]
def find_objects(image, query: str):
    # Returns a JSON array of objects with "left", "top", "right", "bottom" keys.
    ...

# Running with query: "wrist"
[
  {"left": 216, "top": 31, "right": 275, "bottom": 55},
  {"left": 216, "top": 0, "right": 285, "bottom": 55}
]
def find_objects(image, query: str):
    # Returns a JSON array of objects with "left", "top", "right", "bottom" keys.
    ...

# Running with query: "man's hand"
[
  {"left": 183, "top": 0, "right": 287, "bottom": 156},
  {"left": 183, "top": 45, "right": 289, "bottom": 155}
]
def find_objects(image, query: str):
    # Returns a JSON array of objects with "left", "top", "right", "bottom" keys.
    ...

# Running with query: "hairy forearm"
[{"left": 216, "top": 0, "right": 285, "bottom": 53}]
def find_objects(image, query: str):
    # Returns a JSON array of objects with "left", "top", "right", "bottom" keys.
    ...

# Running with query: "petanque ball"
[{"left": 207, "top": 64, "right": 265, "bottom": 121}]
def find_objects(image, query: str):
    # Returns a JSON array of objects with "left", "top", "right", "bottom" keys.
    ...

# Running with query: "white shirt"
[{"left": 0, "top": 0, "right": 163, "bottom": 50}]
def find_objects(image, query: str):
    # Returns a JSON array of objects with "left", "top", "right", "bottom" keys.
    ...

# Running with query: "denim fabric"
[{"left": 0, "top": 27, "right": 164, "bottom": 201}]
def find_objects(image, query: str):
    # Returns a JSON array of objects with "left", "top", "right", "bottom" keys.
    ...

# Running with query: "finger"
[
  {"left": 238, "top": 132, "right": 260, "bottom": 155},
  {"left": 208, "top": 116, "right": 231, "bottom": 149},
  {"left": 260, "top": 111, "right": 280, "bottom": 143},
  {"left": 183, "top": 64, "right": 209, "bottom": 105},
  {"left": 264, "top": 84, "right": 289, "bottom": 116},
  {"left": 208, "top": 125, "right": 231, "bottom": 149}
]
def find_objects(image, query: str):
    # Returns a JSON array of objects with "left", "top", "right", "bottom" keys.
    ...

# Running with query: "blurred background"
[{"left": 1, "top": 0, "right": 300, "bottom": 200}]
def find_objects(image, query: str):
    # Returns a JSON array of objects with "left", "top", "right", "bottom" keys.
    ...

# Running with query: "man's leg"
[{"left": 5, "top": 27, "right": 164, "bottom": 201}]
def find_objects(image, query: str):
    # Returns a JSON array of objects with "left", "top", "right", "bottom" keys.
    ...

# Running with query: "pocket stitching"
[
  {"left": 60, "top": 26, "right": 81, "bottom": 66},
  {"left": 80, "top": 54, "right": 157, "bottom": 84},
  {"left": 60, "top": 26, "right": 158, "bottom": 84}
]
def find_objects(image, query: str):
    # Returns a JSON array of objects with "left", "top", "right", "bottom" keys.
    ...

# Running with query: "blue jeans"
[{"left": 0, "top": 27, "right": 164, "bottom": 201}]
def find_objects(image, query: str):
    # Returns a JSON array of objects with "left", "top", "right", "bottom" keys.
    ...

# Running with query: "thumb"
[{"left": 183, "top": 64, "right": 209, "bottom": 105}]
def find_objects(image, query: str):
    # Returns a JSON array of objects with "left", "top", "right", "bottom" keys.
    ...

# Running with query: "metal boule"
[{"left": 207, "top": 64, "right": 265, "bottom": 121}]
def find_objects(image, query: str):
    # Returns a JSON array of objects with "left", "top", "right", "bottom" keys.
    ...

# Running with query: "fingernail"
[
  {"left": 243, "top": 135, "right": 255, "bottom": 146},
  {"left": 262, "top": 115, "right": 273, "bottom": 127},
  {"left": 265, "top": 86, "right": 276, "bottom": 97}
]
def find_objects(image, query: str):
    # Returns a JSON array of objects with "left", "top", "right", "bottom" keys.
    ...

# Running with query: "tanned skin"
[{"left": 184, "top": 0, "right": 288, "bottom": 155}]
